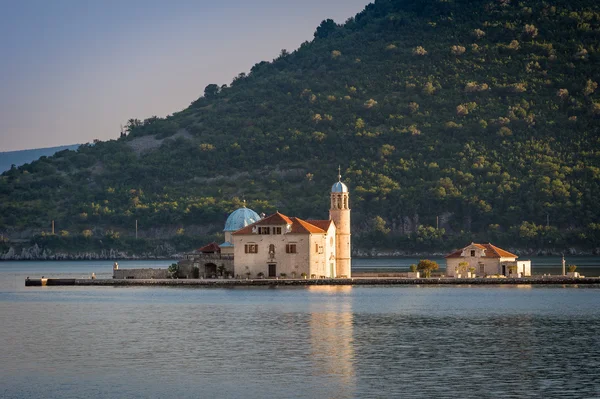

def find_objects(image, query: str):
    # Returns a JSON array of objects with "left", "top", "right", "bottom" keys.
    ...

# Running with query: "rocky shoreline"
[
  {"left": 2, "top": 244, "right": 600, "bottom": 261},
  {"left": 0, "top": 244, "right": 182, "bottom": 261}
]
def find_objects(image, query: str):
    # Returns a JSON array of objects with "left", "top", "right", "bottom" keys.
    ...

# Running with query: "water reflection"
[
  {"left": 308, "top": 286, "right": 355, "bottom": 398},
  {"left": 2, "top": 282, "right": 600, "bottom": 398}
]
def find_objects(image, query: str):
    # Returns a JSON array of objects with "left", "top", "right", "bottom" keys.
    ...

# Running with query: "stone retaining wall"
[
  {"left": 60, "top": 276, "right": 600, "bottom": 287},
  {"left": 113, "top": 268, "right": 169, "bottom": 279}
]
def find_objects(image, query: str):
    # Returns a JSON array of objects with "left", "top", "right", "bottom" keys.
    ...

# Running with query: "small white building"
[{"left": 445, "top": 243, "right": 531, "bottom": 277}]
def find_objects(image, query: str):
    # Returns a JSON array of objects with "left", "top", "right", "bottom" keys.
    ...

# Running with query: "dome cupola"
[
  {"left": 331, "top": 167, "right": 348, "bottom": 193},
  {"left": 224, "top": 204, "right": 260, "bottom": 232}
]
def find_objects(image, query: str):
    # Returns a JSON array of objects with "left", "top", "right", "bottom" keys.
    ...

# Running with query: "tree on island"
[
  {"left": 168, "top": 263, "right": 179, "bottom": 279},
  {"left": 417, "top": 259, "right": 439, "bottom": 278}
]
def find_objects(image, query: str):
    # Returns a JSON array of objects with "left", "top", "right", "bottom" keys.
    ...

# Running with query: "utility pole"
[
  {"left": 436, "top": 216, "right": 439, "bottom": 230},
  {"left": 51, "top": 220, "right": 55, "bottom": 235},
  {"left": 135, "top": 219, "right": 138, "bottom": 239}
]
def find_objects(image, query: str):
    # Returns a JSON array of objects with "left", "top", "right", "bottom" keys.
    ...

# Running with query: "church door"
[{"left": 268, "top": 264, "right": 277, "bottom": 277}]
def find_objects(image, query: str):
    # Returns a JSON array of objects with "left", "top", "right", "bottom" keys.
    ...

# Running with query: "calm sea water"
[{"left": 1, "top": 259, "right": 600, "bottom": 398}]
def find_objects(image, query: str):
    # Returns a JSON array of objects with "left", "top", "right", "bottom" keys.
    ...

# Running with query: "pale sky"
[{"left": 0, "top": 0, "right": 370, "bottom": 151}]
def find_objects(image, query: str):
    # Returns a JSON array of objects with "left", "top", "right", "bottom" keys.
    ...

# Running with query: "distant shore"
[{"left": 2, "top": 247, "right": 600, "bottom": 261}]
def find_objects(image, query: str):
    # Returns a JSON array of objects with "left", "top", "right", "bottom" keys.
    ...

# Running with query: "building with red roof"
[
  {"left": 445, "top": 243, "right": 531, "bottom": 277},
  {"left": 230, "top": 172, "right": 351, "bottom": 279},
  {"left": 179, "top": 172, "right": 351, "bottom": 279}
]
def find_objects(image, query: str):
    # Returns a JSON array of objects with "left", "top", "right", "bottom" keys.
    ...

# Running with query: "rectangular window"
[
  {"left": 258, "top": 227, "right": 270, "bottom": 235},
  {"left": 286, "top": 244, "right": 297, "bottom": 254},
  {"left": 471, "top": 250, "right": 476, "bottom": 257},
  {"left": 245, "top": 244, "right": 258, "bottom": 254},
  {"left": 315, "top": 243, "right": 319, "bottom": 253},
  {"left": 274, "top": 227, "right": 282, "bottom": 235}
]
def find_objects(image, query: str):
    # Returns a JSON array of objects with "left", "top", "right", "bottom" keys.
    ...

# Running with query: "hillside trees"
[{"left": 1, "top": 0, "right": 600, "bottom": 253}]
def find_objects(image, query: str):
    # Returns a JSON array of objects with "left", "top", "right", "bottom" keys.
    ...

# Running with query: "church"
[
  {"left": 231, "top": 172, "right": 351, "bottom": 278},
  {"left": 180, "top": 172, "right": 351, "bottom": 279}
]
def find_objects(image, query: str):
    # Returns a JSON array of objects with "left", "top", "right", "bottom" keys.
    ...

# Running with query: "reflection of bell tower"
[{"left": 330, "top": 168, "right": 351, "bottom": 278}]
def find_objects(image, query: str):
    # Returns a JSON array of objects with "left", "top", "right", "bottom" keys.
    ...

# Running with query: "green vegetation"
[
  {"left": 417, "top": 259, "right": 439, "bottom": 278},
  {"left": 168, "top": 263, "right": 179, "bottom": 278},
  {"left": 1, "top": 0, "right": 600, "bottom": 255}
]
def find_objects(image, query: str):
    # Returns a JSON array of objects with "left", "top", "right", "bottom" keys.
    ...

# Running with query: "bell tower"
[{"left": 329, "top": 167, "right": 351, "bottom": 278}]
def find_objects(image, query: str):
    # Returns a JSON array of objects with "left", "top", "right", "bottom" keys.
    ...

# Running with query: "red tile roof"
[
  {"left": 197, "top": 242, "right": 221, "bottom": 253},
  {"left": 289, "top": 217, "right": 326, "bottom": 234},
  {"left": 484, "top": 243, "right": 518, "bottom": 258},
  {"left": 445, "top": 243, "right": 518, "bottom": 259},
  {"left": 256, "top": 212, "right": 293, "bottom": 225},
  {"left": 231, "top": 213, "right": 326, "bottom": 235},
  {"left": 306, "top": 219, "right": 334, "bottom": 231}
]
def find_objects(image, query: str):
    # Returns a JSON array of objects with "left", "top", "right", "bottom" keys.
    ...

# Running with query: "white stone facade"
[
  {"left": 445, "top": 243, "right": 531, "bottom": 277},
  {"left": 230, "top": 176, "right": 351, "bottom": 278}
]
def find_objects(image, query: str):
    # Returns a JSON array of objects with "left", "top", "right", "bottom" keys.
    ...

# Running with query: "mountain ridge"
[
  {"left": 1, "top": 0, "right": 600, "bottom": 254},
  {"left": 0, "top": 144, "right": 80, "bottom": 173}
]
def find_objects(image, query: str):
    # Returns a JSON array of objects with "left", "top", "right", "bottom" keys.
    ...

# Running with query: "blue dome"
[
  {"left": 224, "top": 207, "right": 260, "bottom": 232},
  {"left": 331, "top": 181, "right": 348, "bottom": 193}
]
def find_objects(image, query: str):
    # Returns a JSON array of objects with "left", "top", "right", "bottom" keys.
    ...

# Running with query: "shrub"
[
  {"left": 456, "top": 102, "right": 477, "bottom": 117},
  {"left": 445, "top": 121, "right": 462, "bottom": 129},
  {"left": 456, "top": 104, "right": 469, "bottom": 116},
  {"left": 417, "top": 259, "right": 439, "bottom": 278},
  {"left": 472, "top": 29, "right": 485, "bottom": 39},
  {"left": 523, "top": 24, "right": 538, "bottom": 38},
  {"left": 422, "top": 82, "right": 436, "bottom": 95},
  {"left": 408, "top": 102, "right": 420, "bottom": 114},
  {"left": 364, "top": 99, "right": 378, "bottom": 109},
  {"left": 413, "top": 46, "right": 427, "bottom": 56},
  {"left": 498, "top": 127, "right": 513, "bottom": 137},
  {"left": 312, "top": 131, "right": 326, "bottom": 142},
  {"left": 574, "top": 47, "right": 588, "bottom": 60},
  {"left": 556, "top": 89, "right": 569, "bottom": 100},
  {"left": 568, "top": 265, "right": 577, "bottom": 273},
  {"left": 451, "top": 45, "right": 466, "bottom": 55},
  {"left": 331, "top": 50, "right": 342, "bottom": 59},
  {"left": 583, "top": 80, "right": 598, "bottom": 96},
  {"left": 168, "top": 263, "right": 179, "bottom": 278},
  {"left": 465, "top": 82, "right": 489, "bottom": 92}
]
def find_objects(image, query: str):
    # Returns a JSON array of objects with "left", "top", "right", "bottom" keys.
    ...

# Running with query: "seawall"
[{"left": 25, "top": 277, "right": 600, "bottom": 287}]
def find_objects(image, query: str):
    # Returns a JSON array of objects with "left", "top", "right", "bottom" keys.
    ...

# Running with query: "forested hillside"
[{"left": 2, "top": 0, "right": 600, "bottom": 255}]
